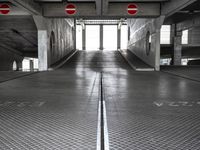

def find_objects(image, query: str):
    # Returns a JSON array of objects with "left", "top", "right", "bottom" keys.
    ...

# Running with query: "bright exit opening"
[
  {"left": 86, "top": 25, "right": 100, "bottom": 51},
  {"left": 76, "top": 20, "right": 128, "bottom": 51},
  {"left": 103, "top": 25, "right": 117, "bottom": 50}
]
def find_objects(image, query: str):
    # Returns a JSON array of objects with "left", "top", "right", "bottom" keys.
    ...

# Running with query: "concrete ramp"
[{"left": 119, "top": 49, "right": 155, "bottom": 71}]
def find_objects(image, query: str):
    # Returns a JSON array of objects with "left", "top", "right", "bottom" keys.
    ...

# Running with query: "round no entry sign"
[
  {"left": 66, "top": 4, "right": 76, "bottom": 15},
  {"left": 0, "top": 4, "right": 10, "bottom": 15},
  {"left": 127, "top": 4, "right": 138, "bottom": 15}
]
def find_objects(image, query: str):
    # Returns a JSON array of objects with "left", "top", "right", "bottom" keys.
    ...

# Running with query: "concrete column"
[
  {"left": 171, "top": 24, "right": 183, "bottom": 65},
  {"left": 170, "top": 24, "right": 176, "bottom": 44},
  {"left": 33, "top": 16, "right": 49, "bottom": 71},
  {"left": 38, "top": 30, "right": 48, "bottom": 71},
  {"left": 30, "top": 60, "right": 34, "bottom": 71},
  {"left": 155, "top": 29, "right": 161, "bottom": 71},
  {"left": 82, "top": 27, "right": 86, "bottom": 50},
  {"left": 73, "top": 20, "right": 76, "bottom": 50},
  {"left": 173, "top": 31, "right": 182, "bottom": 65},
  {"left": 100, "top": 24, "right": 103, "bottom": 50},
  {"left": 117, "top": 27, "right": 121, "bottom": 50},
  {"left": 128, "top": 26, "right": 130, "bottom": 42}
]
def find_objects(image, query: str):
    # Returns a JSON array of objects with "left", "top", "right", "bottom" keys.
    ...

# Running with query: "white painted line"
[
  {"left": 96, "top": 100, "right": 101, "bottom": 150},
  {"left": 103, "top": 101, "right": 110, "bottom": 150}
]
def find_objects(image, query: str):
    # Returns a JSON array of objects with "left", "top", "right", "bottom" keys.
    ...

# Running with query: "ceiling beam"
[
  {"left": 0, "top": 3, "right": 30, "bottom": 16},
  {"left": 177, "top": 15, "right": 200, "bottom": 31},
  {"left": 95, "top": 0, "right": 102, "bottom": 16},
  {"left": 43, "top": 2, "right": 160, "bottom": 18},
  {"left": 8, "top": 0, "right": 42, "bottom": 15},
  {"left": 161, "top": 0, "right": 198, "bottom": 17}
]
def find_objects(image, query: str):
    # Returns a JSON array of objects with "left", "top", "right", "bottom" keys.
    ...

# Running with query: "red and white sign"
[
  {"left": 0, "top": 4, "right": 10, "bottom": 15},
  {"left": 127, "top": 4, "right": 138, "bottom": 15},
  {"left": 65, "top": 4, "right": 76, "bottom": 15}
]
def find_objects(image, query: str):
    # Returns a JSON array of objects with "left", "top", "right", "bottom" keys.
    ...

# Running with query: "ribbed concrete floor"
[
  {"left": 0, "top": 50, "right": 200, "bottom": 149},
  {"left": 161, "top": 66, "right": 200, "bottom": 82},
  {"left": 0, "top": 71, "right": 34, "bottom": 83}
]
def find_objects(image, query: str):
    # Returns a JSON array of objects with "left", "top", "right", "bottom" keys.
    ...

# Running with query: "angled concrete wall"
[
  {"left": 46, "top": 18, "right": 75, "bottom": 66},
  {"left": 34, "top": 16, "right": 75, "bottom": 71},
  {"left": 127, "top": 17, "right": 164, "bottom": 71}
]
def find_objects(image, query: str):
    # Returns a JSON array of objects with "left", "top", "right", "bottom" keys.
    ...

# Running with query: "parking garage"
[{"left": 0, "top": 0, "right": 200, "bottom": 149}]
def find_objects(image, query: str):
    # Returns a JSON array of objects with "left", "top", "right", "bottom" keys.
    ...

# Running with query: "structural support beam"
[
  {"left": 38, "top": 30, "right": 48, "bottom": 71},
  {"left": 177, "top": 15, "right": 200, "bottom": 31},
  {"left": 30, "top": 60, "right": 34, "bottom": 71},
  {"left": 161, "top": 0, "right": 198, "bottom": 17},
  {"left": 102, "top": 0, "right": 109, "bottom": 16},
  {"left": 173, "top": 31, "right": 183, "bottom": 65},
  {"left": 73, "top": 20, "right": 77, "bottom": 50},
  {"left": 33, "top": 16, "right": 49, "bottom": 71},
  {"left": 117, "top": 27, "right": 121, "bottom": 50},
  {"left": 100, "top": 24, "right": 104, "bottom": 50},
  {"left": 128, "top": 26, "right": 130, "bottom": 42},
  {"left": 82, "top": 27, "right": 86, "bottom": 50},
  {"left": 43, "top": 2, "right": 160, "bottom": 17},
  {"left": 171, "top": 24, "right": 183, "bottom": 65},
  {"left": 8, "top": 0, "right": 42, "bottom": 15},
  {"left": 95, "top": 0, "right": 102, "bottom": 16}
]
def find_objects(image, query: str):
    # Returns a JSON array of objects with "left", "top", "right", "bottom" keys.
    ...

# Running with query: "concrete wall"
[
  {"left": 33, "top": 17, "right": 75, "bottom": 70},
  {"left": 46, "top": 18, "right": 75, "bottom": 66},
  {"left": 127, "top": 17, "right": 164, "bottom": 70},
  {"left": 0, "top": 16, "right": 75, "bottom": 71}
]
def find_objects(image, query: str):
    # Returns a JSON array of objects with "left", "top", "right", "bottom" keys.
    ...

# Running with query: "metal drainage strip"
[{"left": 97, "top": 72, "right": 109, "bottom": 150}]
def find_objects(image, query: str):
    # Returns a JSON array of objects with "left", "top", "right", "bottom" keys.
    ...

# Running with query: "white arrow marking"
[{"left": 153, "top": 102, "right": 164, "bottom": 107}]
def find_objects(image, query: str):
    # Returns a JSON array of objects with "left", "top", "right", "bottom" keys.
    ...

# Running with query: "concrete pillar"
[
  {"left": 100, "top": 24, "right": 103, "bottom": 50},
  {"left": 38, "top": 30, "right": 48, "bottom": 71},
  {"left": 117, "top": 27, "right": 121, "bottom": 50},
  {"left": 82, "top": 27, "right": 86, "bottom": 50},
  {"left": 170, "top": 24, "right": 175, "bottom": 44},
  {"left": 73, "top": 20, "right": 76, "bottom": 50},
  {"left": 171, "top": 24, "right": 182, "bottom": 65},
  {"left": 128, "top": 26, "right": 130, "bottom": 42},
  {"left": 33, "top": 16, "right": 49, "bottom": 71},
  {"left": 173, "top": 31, "right": 182, "bottom": 65},
  {"left": 30, "top": 60, "right": 34, "bottom": 71},
  {"left": 155, "top": 29, "right": 161, "bottom": 71}
]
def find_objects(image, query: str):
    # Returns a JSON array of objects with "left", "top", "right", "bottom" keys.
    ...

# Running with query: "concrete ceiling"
[{"left": 164, "top": 0, "right": 200, "bottom": 24}]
